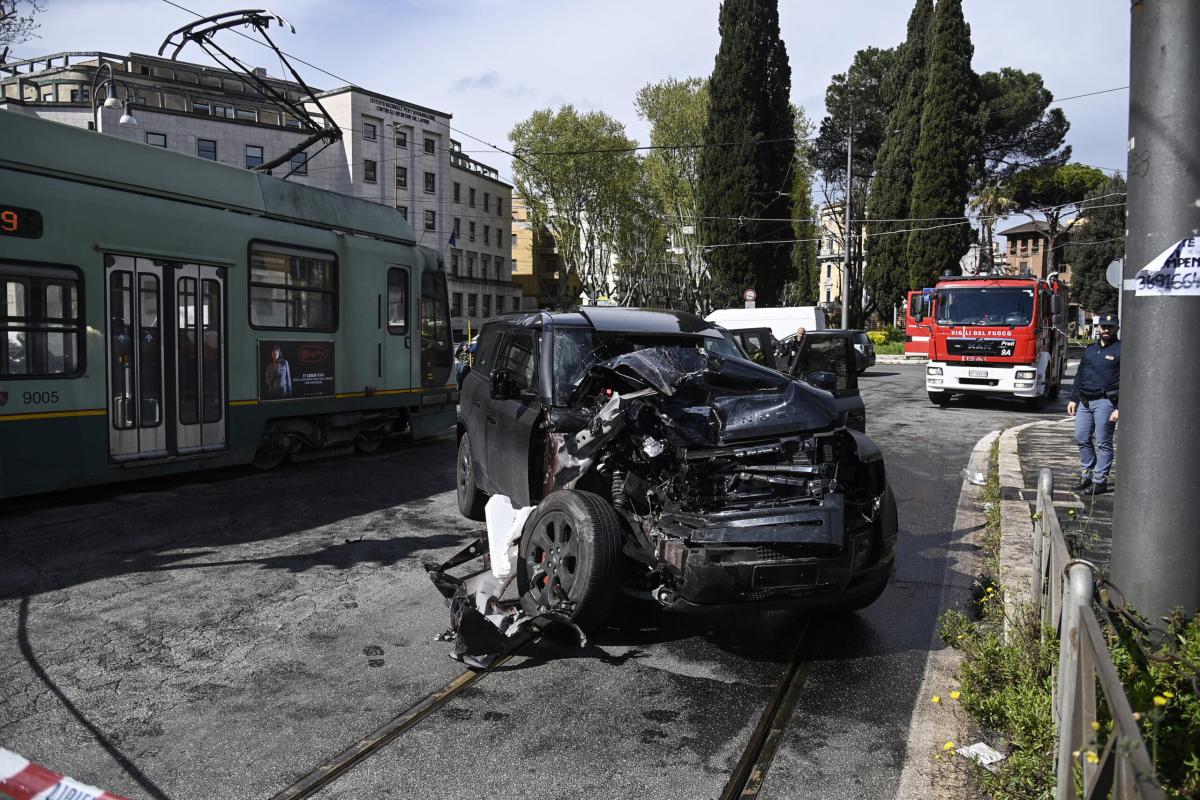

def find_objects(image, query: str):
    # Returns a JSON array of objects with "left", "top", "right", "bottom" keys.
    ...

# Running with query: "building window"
[
  {"left": 424, "top": 137, "right": 436, "bottom": 155},
  {"left": 451, "top": 254, "right": 460, "bottom": 275},
  {"left": 453, "top": 218, "right": 461, "bottom": 237},
  {"left": 467, "top": 293, "right": 477, "bottom": 316},
  {"left": 235, "top": 108, "right": 257, "bottom": 122},
  {"left": 482, "top": 295, "right": 491, "bottom": 317},
  {"left": 41, "top": 90, "right": 53, "bottom": 102},
  {"left": 364, "top": 159, "right": 377, "bottom": 183},
  {"left": 1, "top": 265, "right": 84, "bottom": 377},
  {"left": 69, "top": 87, "right": 90, "bottom": 103},
  {"left": 481, "top": 254, "right": 491, "bottom": 280},
  {"left": 424, "top": 171, "right": 436, "bottom": 193},
  {"left": 496, "top": 257, "right": 504, "bottom": 275},
  {"left": 453, "top": 182, "right": 461, "bottom": 203},
  {"left": 197, "top": 139, "right": 217, "bottom": 161},
  {"left": 192, "top": 99, "right": 210, "bottom": 115},
  {"left": 424, "top": 210, "right": 436, "bottom": 231},
  {"left": 284, "top": 116, "right": 301, "bottom": 129},
  {"left": 1032, "top": 238, "right": 1040, "bottom": 254},
  {"left": 245, "top": 145, "right": 264, "bottom": 168},
  {"left": 363, "top": 121, "right": 377, "bottom": 141},
  {"left": 484, "top": 193, "right": 490, "bottom": 212},
  {"left": 467, "top": 254, "right": 475, "bottom": 277},
  {"left": 396, "top": 166, "right": 408, "bottom": 188},
  {"left": 484, "top": 225, "right": 490, "bottom": 247},
  {"left": 289, "top": 152, "right": 308, "bottom": 175},
  {"left": 511, "top": 296, "right": 519, "bottom": 312},
  {"left": 469, "top": 188, "right": 476, "bottom": 207},
  {"left": 469, "top": 222, "right": 476, "bottom": 242},
  {"left": 249, "top": 244, "right": 337, "bottom": 331},
  {"left": 395, "top": 128, "right": 408, "bottom": 148},
  {"left": 387, "top": 267, "right": 408, "bottom": 335},
  {"left": 497, "top": 198, "right": 503, "bottom": 217},
  {"left": 511, "top": 233, "right": 517, "bottom": 248},
  {"left": 452, "top": 292, "right": 463, "bottom": 316},
  {"left": 145, "top": 132, "right": 167, "bottom": 148},
  {"left": 397, "top": 205, "right": 408, "bottom": 220},
  {"left": 214, "top": 104, "right": 234, "bottom": 119}
]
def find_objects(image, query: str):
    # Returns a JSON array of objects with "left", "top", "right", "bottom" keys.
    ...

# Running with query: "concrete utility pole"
[
  {"left": 841, "top": 119, "right": 853, "bottom": 330},
  {"left": 1111, "top": 0, "right": 1200, "bottom": 620}
]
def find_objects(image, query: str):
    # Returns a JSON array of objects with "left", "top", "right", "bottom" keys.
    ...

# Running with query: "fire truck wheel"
[
  {"left": 1025, "top": 384, "right": 1049, "bottom": 410},
  {"left": 928, "top": 391, "right": 951, "bottom": 407}
]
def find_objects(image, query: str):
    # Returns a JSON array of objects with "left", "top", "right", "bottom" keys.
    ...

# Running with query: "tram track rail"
[{"left": 719, "top": 616, "right": 817, "bottom": 800}]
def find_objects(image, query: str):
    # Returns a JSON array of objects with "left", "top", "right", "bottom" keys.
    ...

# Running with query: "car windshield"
[
  {"left": 551, "top": 328, "right": 741, "bottom": 404},
  {"left": 936, "top": 287, "right": 1035, "bottom": 327}
]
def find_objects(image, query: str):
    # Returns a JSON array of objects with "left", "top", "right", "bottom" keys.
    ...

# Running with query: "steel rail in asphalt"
[
  {"left": 719, "top": 616, "right": 816, "bottom": 800},
  {"left": 269, "top": 631, "right": 539, "bottom": 800}
]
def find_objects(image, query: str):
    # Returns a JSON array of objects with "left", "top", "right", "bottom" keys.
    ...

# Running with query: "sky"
[{"left": 15, "top": 0, "right": 1132, "bottom": 192}]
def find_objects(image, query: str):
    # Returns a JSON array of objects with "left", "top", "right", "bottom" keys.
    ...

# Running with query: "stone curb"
[
  {"left": 875, "top": 355, "right": 927, "bottom": 365},
  {"left": 997, "top": 420, "right": 1062, "bottom": 628}
]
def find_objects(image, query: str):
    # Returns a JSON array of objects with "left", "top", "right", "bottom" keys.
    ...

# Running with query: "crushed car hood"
[{"left": 591, "top": 347, "right": 839, "bottom": 443}]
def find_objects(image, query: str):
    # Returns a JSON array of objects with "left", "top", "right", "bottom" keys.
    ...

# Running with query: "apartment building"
[{"left": 0, "top": 51, "right": 518, "bottom": 338}]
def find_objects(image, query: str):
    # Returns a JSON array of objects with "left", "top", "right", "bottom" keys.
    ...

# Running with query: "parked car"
[
  {"left": 851, "top": 330, "right": 877, "bottom": 374},
  {"left": 456, "top": 307, "right": 896, "bottom": 631}
]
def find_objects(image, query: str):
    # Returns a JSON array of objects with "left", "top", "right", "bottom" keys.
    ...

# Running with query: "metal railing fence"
[{"left": 1031, "top": 467, "right": 1164, "bottom": 800}]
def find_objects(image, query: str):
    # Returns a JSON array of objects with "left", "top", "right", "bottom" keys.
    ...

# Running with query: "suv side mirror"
[
  {"left": 806, "top": 371, "right": 837, "bottom": 392},
  {"left": 489, "top": 368, "right": 512, "bottom": 400}
]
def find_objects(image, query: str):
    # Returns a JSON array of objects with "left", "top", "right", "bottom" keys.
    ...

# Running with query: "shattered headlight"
[{"left": 642, "top": 436, "right": 665, "bottom": 458}]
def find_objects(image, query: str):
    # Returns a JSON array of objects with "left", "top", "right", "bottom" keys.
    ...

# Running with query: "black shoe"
[
  {"left": 1084, "top": 482, "right": 1108, "bottom": 496},
  {"left": 1071, "top": 476, "right": 1092, "bottom": 491}
]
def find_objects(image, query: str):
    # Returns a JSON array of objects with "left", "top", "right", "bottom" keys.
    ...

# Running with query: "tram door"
[{"left": 106, "top": 256, "right": 226, "bottom": 460}]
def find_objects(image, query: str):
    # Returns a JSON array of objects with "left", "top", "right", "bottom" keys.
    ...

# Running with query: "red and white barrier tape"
[{"left": 0, "top": 747, "right": 129, "bottom": 800}]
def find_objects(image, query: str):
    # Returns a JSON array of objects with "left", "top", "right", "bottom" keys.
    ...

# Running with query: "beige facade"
[
  {"left": 509, "top": 196, "right": 576, "bottom": 310},
  {"left": 816, "top": 203, "right": 848, "bottom": 308},
  {"left": 0, "top": 51, "right": 518, "bottom": 338}
]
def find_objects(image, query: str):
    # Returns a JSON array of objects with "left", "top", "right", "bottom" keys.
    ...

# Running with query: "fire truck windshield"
[{"left": 936, "top": 287, "right": 1035, "bottom": 327}]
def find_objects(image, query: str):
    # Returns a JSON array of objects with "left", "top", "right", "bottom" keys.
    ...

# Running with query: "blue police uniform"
[{"left": 1071, "top": 314, "right": 1120, "bottom": 491}]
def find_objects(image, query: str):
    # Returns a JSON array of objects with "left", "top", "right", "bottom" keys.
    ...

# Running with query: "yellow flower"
[
  {"left": 1153, "top": 695, "right": 1168, "bottom": 707},
  {"left": 931, "top": 695, "right": 942, "bottom": 703},
  {"left": 1067, "top": 508, "right": 1077, "bottom": 517},
  {"left": 950, "top": 690, "right": 961, "bottom": 701},
  {"left": 943, "top": 741, "right": 956, "bottom": 751},
  {"left": 986, "top": 586, "right": 995, "bottom": 593},
  {"left": 1085, "top": 752, "right": 1099, "bottom": 765},
  {"left": 1163, "top": 691, "right": 1175, "bottom": 699},
  {"left": 1091, "top": 720, "right": 1101, "bottom": 731}
]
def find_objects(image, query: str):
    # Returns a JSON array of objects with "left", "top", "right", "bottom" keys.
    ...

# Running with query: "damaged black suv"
[{"left": 456, "top": 308, "right": 897, "bottom": 630}]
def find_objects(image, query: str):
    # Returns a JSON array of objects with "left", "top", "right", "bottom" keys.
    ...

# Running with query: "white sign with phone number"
[{"left": 1128, "top": 237, "right": 1200, "bottom": 296}]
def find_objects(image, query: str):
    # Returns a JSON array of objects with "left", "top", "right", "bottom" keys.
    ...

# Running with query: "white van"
[{"left": 705, "top": 306, "right": 828, "bottom": 340}]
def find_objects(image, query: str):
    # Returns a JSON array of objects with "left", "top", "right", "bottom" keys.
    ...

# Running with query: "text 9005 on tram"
[{"left": 1, "top": 111, "right": 456, "bottom": 499}]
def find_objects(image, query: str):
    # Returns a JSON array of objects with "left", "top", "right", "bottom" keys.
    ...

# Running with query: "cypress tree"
[
  {"left": 864, "top": 0, "right": 932, "bottom": 309},
  {"left": 1064, "top": 175, "right": 1125, "bottom": 313},
  {"left": 906, "top": 0, "right": 978, "bottom": 288},
  {"left": 697, "top": 0, "right": 795, "bottom": 307}
]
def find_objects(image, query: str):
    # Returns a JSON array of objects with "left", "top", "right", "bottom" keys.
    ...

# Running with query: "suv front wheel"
[
  {"left": 456, "top": 432, "right": 488, "bottom": 521},
  {"left": 517, "top": 490, "right": 624, "bottom": 632}
]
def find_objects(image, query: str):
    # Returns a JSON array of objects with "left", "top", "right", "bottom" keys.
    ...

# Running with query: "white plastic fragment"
[
  {"left": 484, "top": 494, "right": 534, "bottom": 580},
  {"left": 961, "top": 468, "right": 987, "bottom": 486},
  {"left": 956, "top": 741, "right": 1005, "bottom": 772}
]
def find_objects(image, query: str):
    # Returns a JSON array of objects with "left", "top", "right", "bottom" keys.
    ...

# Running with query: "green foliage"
[
  {"left": 509, "top": 106, "right": 645, "bottom": 307},
  {"left": 907, "top": 0, "right": 978, "bottom": 288},
  {"left": 975, "top": 68, "right": 1071, "bottom": 188},
  {"left": 787, "top": 107, "right": 819, "bottom": 304},
  {"left": 1003, "top": 163, "right": 1108, "bottom": 274},
  {"left": 1105, "top": 610, "right": 1200, "bottom": 797},
  {"left": 1065, "top": 175, "right": 1125, "bottom": 313},
  {"left": 865, "top": 0, "right": 932, "bottom": 309},
  {"left": 635, "top": 77, "right": 711, "bottom": 312},
  {"left": 812, "top": 46, "right": 900, "bottom": 182},
  {"left": 697, "top": 0, "right": 795, "bottom": 308}
]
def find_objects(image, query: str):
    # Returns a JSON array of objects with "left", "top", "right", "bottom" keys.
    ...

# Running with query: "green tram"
[{"left": 0, "top": 111, "right": 456, "bottom": 499}]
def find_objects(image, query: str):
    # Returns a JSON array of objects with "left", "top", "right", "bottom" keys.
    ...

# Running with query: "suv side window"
[
  {"left": 798, "top": 336, "right": 855, "bottom": 393},
  {"left": 502, "top": 330, "right": 537, "bottom": 392},
  {"left": 475, "top": 327, "right": 503, "bottom": 372}
]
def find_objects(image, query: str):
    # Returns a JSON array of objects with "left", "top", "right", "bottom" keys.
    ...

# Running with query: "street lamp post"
[{"left": 90, "top": 62, "right": 138, "bottom": 131}]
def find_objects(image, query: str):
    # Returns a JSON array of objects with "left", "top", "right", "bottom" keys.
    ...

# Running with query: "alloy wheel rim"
[{"left": 525, "top": 510, "right": 579, "bottom": 607}]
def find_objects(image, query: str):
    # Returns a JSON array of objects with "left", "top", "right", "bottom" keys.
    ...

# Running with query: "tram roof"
[{"left": 0, "top": 109, "right": 417, "bottom": 245}]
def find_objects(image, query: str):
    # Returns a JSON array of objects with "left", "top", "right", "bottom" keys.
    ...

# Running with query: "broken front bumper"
[{"left": 652, "top": 493, "right": 897, "bottom": 610}]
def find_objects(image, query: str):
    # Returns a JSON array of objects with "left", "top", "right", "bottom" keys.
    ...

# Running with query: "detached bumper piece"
[{"left": 423, "top": 538, "right": 585, "bottom": 669}]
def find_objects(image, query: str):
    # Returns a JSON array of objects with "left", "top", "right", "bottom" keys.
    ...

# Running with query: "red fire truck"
[
  {"left": 904, "top": 289, "right": 932, "bottom": 357},
  {"left": 914, "top": 273, "right": 1068, "bottom": 408}
]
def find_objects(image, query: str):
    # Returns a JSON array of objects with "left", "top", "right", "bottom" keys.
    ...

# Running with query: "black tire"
[
  {"left": 456, "top": 432, "right": 487, "bottom": 521},
  {"left": 1025, "top": 383, "right": 1049, "bottom": 411},
  {"left": 928, "top": 391, "right": 951, "bottom": 407},
  {"left": 1048, "top": 363, "right": 1063, "bottom": 401},
  {"left": 517, "top": 490, "right": 625, "bottom": 632},
  {"left": 836, "top": 560, "right": 894, "bottom": 612}
]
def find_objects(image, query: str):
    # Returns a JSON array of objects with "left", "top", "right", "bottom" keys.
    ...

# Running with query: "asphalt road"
[{"left": 0, "top": 364, "right": 1071, "bottom": 800}]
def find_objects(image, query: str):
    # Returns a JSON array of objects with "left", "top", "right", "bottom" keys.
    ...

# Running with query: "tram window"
[
  {"left": 178, "top": 277, "right": 199, "bottom": 425},
  {"left": 419, "top": 270, "right": 452, "bottom": 386},
  {"left": 387, "top": 268, "right": 408, "bottom": 336},
  {"left": 1, "top": 264, "right": 83, "bottom": 378},
  {"left": 138, "top": 274, "right": 163, "bottom": 427},
  {"left": 201, "top": 279, "right": 222, "bottom": 424},
  {"left": 249, "top": 244, "right": 337, "bottom": 331}
]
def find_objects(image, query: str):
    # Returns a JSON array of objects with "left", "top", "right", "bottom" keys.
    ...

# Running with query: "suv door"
[
  {"left": 730, "top": 328, "right": 776, "bottom": 369},
  {"left": 484, "top": 328, "right": 542, "bottom": 505},
  {"left": 460, "top": 324, "right": 504, "bottom": 491},
  {"left": 791, "top": 333, "right": 867, "bottom": 432}
]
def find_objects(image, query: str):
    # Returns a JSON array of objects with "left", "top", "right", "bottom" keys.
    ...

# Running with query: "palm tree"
[{"left": 969, "top": 184, "right": 1015, "bottom": 273}]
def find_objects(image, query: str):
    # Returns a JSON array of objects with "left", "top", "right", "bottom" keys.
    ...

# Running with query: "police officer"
[{"left": 1068, "top": 313, "right": 1121, "bottom": 495}]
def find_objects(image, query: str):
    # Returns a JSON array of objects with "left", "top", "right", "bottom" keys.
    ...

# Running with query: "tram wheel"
[
  {"left": 252, "top": 446, "right": 287, "bottom": 470},
  {"left": 355, "top": 431, "right": 384, "bottom": 453}
]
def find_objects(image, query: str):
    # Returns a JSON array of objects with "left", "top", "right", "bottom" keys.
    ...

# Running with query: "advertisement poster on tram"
[{"left": 258, "top": 340, "right": 335, "bottom": 400}]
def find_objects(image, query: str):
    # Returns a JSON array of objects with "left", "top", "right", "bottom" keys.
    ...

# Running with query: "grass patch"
[{"left": 874, "top": 341, "right": 905, "bottom": 355}]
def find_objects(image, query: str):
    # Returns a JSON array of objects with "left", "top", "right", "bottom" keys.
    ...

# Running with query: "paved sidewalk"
[{"left": 1014, "top": 417, "right": 1118, "bottom": 571}]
